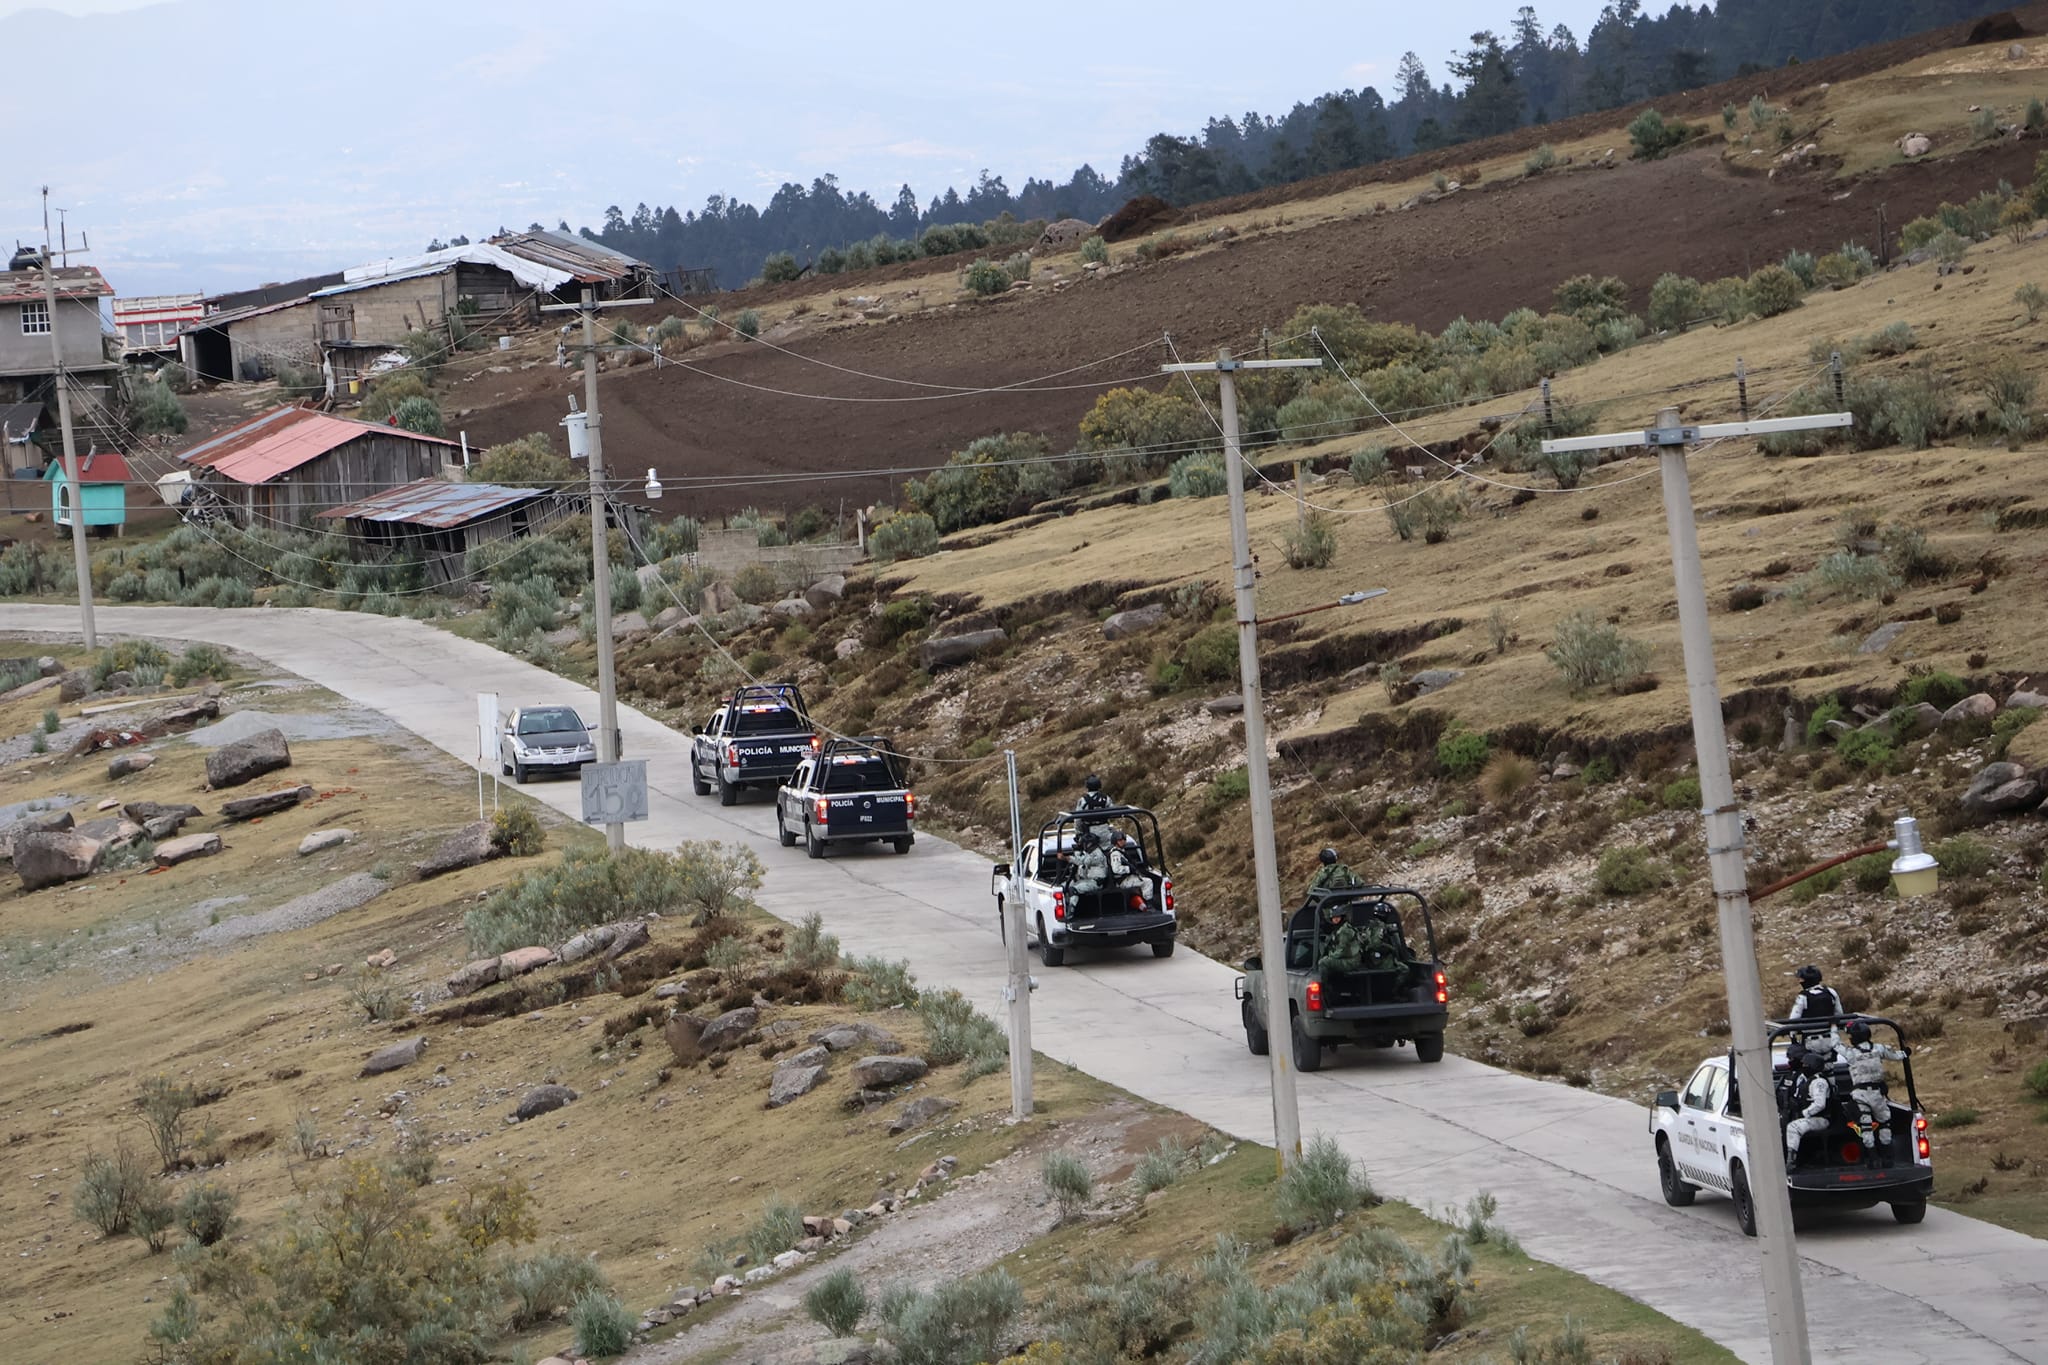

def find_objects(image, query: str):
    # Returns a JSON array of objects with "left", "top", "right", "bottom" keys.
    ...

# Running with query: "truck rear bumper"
[
  {"left": 819, "top": 825, "right": 912, "bottom": 844},
  {"left": 1308, "top": 1006, "right": 1448, "bottom": 1040},
  {"left": 1048, "top": 911, "right": 1176, "bottom": 949},
  {"left": 1788, "top": 1168, "right": 1933, "bottom": 1207}
]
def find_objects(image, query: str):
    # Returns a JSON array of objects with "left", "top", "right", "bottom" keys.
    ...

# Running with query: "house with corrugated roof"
[
  {"left": 317, "top": 478, "right": 579, "bottom": 586},
  {"left": 0, "top": 258, "right": 121, "bottom": 450},
  {"left": 178, "top": 405, "right": 458, "bottom": 526}
]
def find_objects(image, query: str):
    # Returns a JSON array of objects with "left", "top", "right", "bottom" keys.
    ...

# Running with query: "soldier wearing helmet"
[
  {"left": 1787, "top": 964, "right": 1842, "bottom": 1021},
  {"left": 1308, "top": 847, "right": 1366, "bottom": 894},
  {"left": 1834, "top": 1018, "right": 1909, "bottom": 1162},
  {"left": 1783, "top": 1048, "right": 1834, "bottom": 1172}
]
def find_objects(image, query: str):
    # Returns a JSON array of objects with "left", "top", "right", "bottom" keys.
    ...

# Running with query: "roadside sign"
[
  {"left": 476, "top": 693, "right": 499, "bottom": 769},
  {"left": 581, "top": 760, "right": 649, "bottom": 825}
]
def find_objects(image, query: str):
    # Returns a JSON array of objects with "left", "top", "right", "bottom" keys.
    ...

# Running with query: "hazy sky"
[{"left": 5, "top": 0, "right": 1612, "bottom": 296}]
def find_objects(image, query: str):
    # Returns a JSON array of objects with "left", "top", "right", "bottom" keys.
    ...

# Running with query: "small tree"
[
  {"left": 1079, "top": 234, "right": 1109, "bottom": 265},
  {"left": 735, "top": 308, "right": 761, "bottom": 338},
  {"left": 391, "top": 394, "right": 445, "bottom": 437},
  {"left": 964, "top": 259, "right": 1010, "bottom": 296},
  {"left": 130, "top": 382, "right": 189, "bottom": 435},
  {"left": 761, "top": 251, "right": 801, "bottom": 283},
  {"left": 1647, "top": 273, "right": 1703, "bottom": 333},
  {"left": 2003, "top": 199, "right": 2037, "bottom": 244},
  {"left": 1546, "top": 610, "right": 1652, "bottom": 691},
  {"left": 1628, "top": 108, "right": 1693, "bottom": 159},
  {"left": 1746, "top": 264, "right": 1804, "bottom": 318}
]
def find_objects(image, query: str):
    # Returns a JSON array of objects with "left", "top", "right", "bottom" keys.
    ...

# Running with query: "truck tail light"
[
  {"left": 1915, "top": 1114, "right": 1930, "bottom": 1160},
  {"left": 1163, "top": 876, "right": 1174, "bottom": 911},
  {"left": 1306, "top": 980, "right": 1323, "bottom": 1013},
  {"left": 1052, "top": 890, "right": 1066, "bottom": 922},
  {"left": 726, "top": 744, "right": 740, "bottom": 767},
  {"left": 814, "top": 797, "right": 829, "bottom": 824},
  {"left": 904, "top": 792, "right": 916, "bottom": 819},
  {"left": 810, "top": 734, "right": 822, "bottom": 752},
  {"left": 1434, "top": 970, "right": 1449, "bottom": 1005}
]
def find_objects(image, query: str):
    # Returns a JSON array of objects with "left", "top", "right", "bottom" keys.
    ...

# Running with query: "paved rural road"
[{"left": 12, "top": 605, "right": 2048, "bottom": 1365}]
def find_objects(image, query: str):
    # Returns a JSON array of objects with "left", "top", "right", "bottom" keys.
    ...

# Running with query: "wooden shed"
[
  {"left": 179, "top": 405, "right": 458, "bottom": 526},
  {"left": 317, "top": 479, "right": 580, "bottom": 587}
]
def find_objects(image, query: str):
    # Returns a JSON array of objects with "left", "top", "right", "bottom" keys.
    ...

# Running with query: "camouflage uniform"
[
  {"left": 1320, "top": 922, "right": 1364, "bottom": 974},
  {"left": 1308, "top": 861, "right": 1366, "bottom": 893}
]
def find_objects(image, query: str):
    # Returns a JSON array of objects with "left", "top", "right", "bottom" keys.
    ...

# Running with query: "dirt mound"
[
  {"left": 1967, "top": 11, "right": 2027, "bottom": 43},
  {"left": 1097, "top": 195, "right": 1179, "bottom": 243}
]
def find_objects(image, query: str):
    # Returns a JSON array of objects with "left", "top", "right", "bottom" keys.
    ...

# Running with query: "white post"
[
  {"left": 1654, "top": 407, "right": 1811, "bottom": 1364},
  {"left": 41, "top": 229, "right": 95, "bottom": 649},
  {"left": 1219, "top": 348, "right": 1302, "bottom": 1170},
  {"left": 1004, "top": 749, "right": 1034, "bottom": 1121},
  {"left": 581, "top": 286, "right": 624, "bottom": 853}
]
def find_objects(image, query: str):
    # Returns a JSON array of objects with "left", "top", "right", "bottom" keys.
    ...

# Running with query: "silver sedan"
[{"left": 498, "top": 706, "right": 595, "bottom": 783}]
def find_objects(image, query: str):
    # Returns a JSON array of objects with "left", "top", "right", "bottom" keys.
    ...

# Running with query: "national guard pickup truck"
[
  {"left": 775, "top": 737, "right": 915, "bottom": 858},
  {"left": 690, "top": 683, "right": 817, "bottom": 806},
  {"left": 1650, "top": 1014, "right": 1932, "bottom": 1234},
  {"left": 1235, "top": 886, "right": 1449, "bottom": 1069},
  {"left": 991, "top": 804, "right": 1176, "bottom": 966}
]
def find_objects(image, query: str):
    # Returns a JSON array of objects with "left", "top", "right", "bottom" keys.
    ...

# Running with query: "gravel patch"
[
  {"left": 187, "top": 706, "right": 391, "bottom": 748},
  {"left": 191, "top": 872, "right": 387, "bottom": 948}
]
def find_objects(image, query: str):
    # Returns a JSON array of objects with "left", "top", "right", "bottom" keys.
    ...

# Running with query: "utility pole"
[
  {"left": 1003, "top": 749, "right": 1034, "bottom": 1121},
  {"left": 1543, "top": 402, "right": 1852, "bottom": 1365},
  {"left": 540, "top": 286, "right": 650, "bottom": 852},
  {"left": 39, "top": 187, "right": 95, "bottom": 648},
  {"left": 1163, "top": 346, "right": 1321, "bottom": 1170}
]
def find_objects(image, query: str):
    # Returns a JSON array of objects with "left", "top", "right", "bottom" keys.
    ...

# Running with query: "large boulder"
[
  {"left": 123, "top": 801, "right": 199, "bottom": 828},
  {"left": 809, "top": 1021, "right": 901, "bottom": 1054},
  {"left": 360, "top": 1036, "right": 427, "bottom": 1077},
  {"left": 772, "top": 597, "right": 814, "bottom": 619},
  {"left": 0, "top": 809, "right": 74, "bottom": 860},
  {"left": 446, "top": 957, "right": 503, "bottom": 996},
  {"left": 154, "top": 832, "right": 223, "bottom": 867},
  {"left": 2006, "top": 691, "right": 2048, "bottom": 711},
  {"left": 1898, "top": 132, "right": 1933, "bottom": 157},
  {"left": 663, "top": 1013, "right": 705, "bottom": 1064},
  {"left": 703, "top": 581, "right": 741, "bottom": 614},
  {"left": 804, "top": 575, "right": 847, "bottom": 612},
  {"left": 221, "top": 784, "right": 314, "bottom": 821},
  {"left": 767, "top": 1061, "right": 827, "bottom": 1109},
  {"left": 559, "top": 920, "right": 650, "bottom": 965},
  {"left": 15, "top": 830, "right": 103, "bottom": 890},
  {"left": 1960, "top": 761, "right": 2042, "bottom": 820},
  {"left": 888, "top": 1095, "right": 960, "bottom": 1135},
  {"left": 699, "top": 1006, "right": 760, "bottom": 1052},
  {"left": 57, "top": 670, "right": 92, "bottom": 703},
  {"left": 205, "top": 727, "right": 292, "bottom": 789},
  {"left": 75, "top": 817, "right": 145, "bottom": 849},
  {"left": 108, "top": 753, "right": 155, "bottom": 779},
  {"left": 497, "top": 946, "right": 558, "bottom": 979},
  {"left": 511, "top": 1085, "right": 578, "bottom": 1122},
  {"left": 415, "top": 821, "right": 495, "bottom": 878},
  {"left": 297, "top": 828, "right": 352, "bottom": 856},
  {"left": 849, "top": 1055, "right": 928, "bottom": 1088},
  {"left": 1857, "top": 622, "right": 1908, "bottom": 655},
  {"left": 1943, "top": 693, "right": 1998, "bottom": 726},
  {"left": 919, "top": 629, "right": 1007, "bottom": 671},
  {"left": 1102, "top": 603, "right": 1168, "bottom": 641}
]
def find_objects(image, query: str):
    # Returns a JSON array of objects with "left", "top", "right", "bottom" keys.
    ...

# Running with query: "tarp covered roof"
[
  {"left": 491, "top": 229, "right": 651, "bottom": 282},
  {"left": 180, "top": 405, "right": 456, "bottom": 485},
  {"left": 316, "top": 478, "right": 550, "bottom": 528},
  {"left": 317, "top": 243, "right": 574, "bottom": 299}
]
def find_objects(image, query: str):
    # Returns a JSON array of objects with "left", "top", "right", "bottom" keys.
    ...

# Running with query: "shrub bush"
[
  {"left": 806, "top": 1267, "right": 868, "bottom": 1337},
  {"left": 468, "top": 432, "right": 572, "bottom": 487},
  {"left": 870, "top": 512, "right": 940, "bottom": 563},
  {"left": 761, "top": 251, "right": 801, "bottom": 283},
  {"left": 1132, "top": 1137, "right": 1190, "bottom": 1195},
  {"left": 1079, "top": 234, "right": 1109, "bottom": 264},
  {"left": 1003, "top": 251, "right": 1033, "bottom": 283},
  {"left": 131, "top": 382, "right": 189, "bottom": 435},
  {"left": 2017, "top": 282, "right": 2048, "bottom": 322},
  {"left": 1647, "top": 273, "right": 1704, "bottom": 332},
  {"left": 1436, "top": 727, "right": 1489, "bottom": 779},
  {"left": 1546, "top": 611, "right": 1651, "bottom": 691},
  {"left": 876, "top": 1269, "right": 1023, "bottom": 1365},
  {"left": 1811, "top": 552, "right": 1899, "bottom": 600},
  {"left": 743, "top": 1195, "right": 805, "bottom": 1264},
  {"left": 571, "top": 1288, "right": 635, "bottom": 1356},
  {"left": 1525, "top": 143, "right": 1558, "bottom": 175},
  {"left": 1595, "top": 845, "right": 1665, "bottom": 895},
  {"left": 138, "top": 1075, "right": 198, "bottom": 1172},
  {"left": 1274, "top": 1134, "right": 1376, "bottom": 1230},
  {"left": 964, "top": 259, "right": 1011, "bottom": 296},
  {"left": 466, "top": 842, "right": 763, "bottom": 955},
  {"left": 1701, "top": 276, "right": 1749, "bottom": 322},
  {"left": 1283, "top": 513, "right": 1336, "bottom": 568},
  {"left": 1413, "top": 486, "right": 1463, "bottom": 543},
  {"left": 1933, "top": 835, "right": 1995, "bottom": 878},
  {"left": 1628, "top": 108, "right": 1694, "bottom": 159},
  {"left": 1167, "top": 450, "right": 1228, "bottom": 498},
  {"left": 1746, "top": 265, "right": 1805, "bottom": 318},
  {"left": 1348, "top": 446, "right": 1390, "bottom": 484},
  {"left": 1185, "top": 623, "right": 1238, "bottom": 682},
  {"left": 1661, "top": 776, "right": 1702, "bottom": 810},
  {"left": 1042, "top": 1151, "right": 1093, "bottom": 1221},
  {"left": 73, "top": 1143, "right": 154, "bottom": 1237},
  {"left": 844, "top": 955, "right": 919, "bottom": 1011},
  {"left": 1836, "top": 729, "right": 1896, "bottom": 771},
  {"left": 488, "top": 805, "right": 544, "bottom": 857},
  {"left": 735, "top": 308, "right": 761, "bottom": 339},
  {"left": 732, "top": 563, "right": 781, "bottom": 605},
  {"left": 506, "top": 1248, "right": 608, "bottom": 1328},
  {"left": 1477, "top": 751, "right": 1536, "bottom": 805},
  {"left": 2022, "top": 1057, "right": 2048, "bottom": 1099},
  {"left": 917, "top": 987, "right": 1007, "bottom": 1076},
  {"left": 391, "top": 394, "right": 445, "bottom": 436},
  {"left": 175, "top": 1183, "right": 239, "bottom": 1247}
]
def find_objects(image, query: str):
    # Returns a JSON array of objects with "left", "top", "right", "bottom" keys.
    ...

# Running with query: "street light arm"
[
  {"left": 1748, "top": 839, "right": 1889, "bottom": 903},
  {"left": 1256, "top": 588, "right": 1389, "bottom": 626}
]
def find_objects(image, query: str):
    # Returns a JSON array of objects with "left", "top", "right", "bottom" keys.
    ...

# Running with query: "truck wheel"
[
  {"left": 1414, "top": 1032, "right": 1445, "bottom": 1064},
  {"left": 1730, "top": 1163, "right": 1758, "bottom": 1237},
  {"left": 718, "top": 776, "right": 738, "bottom": 807},
  {"left": 1242, "top": 998, "right": 1269, "bottom": 1055},
  {"left": 805, "top": 823, "right": 825, "bottom": 859},
  {"left": 691, "top": 759, "right": 709, "bottom": 797},
  {"left": 892, "top": 835, "right": 913, "bottom": 854},
  {"left": 1038, "top": 918, "right": 1065, "bottom": 967},
  {"left": 512, "top": 761, "right": 528, "bottom": 784},
  {"left": 1657, "top": 1138, "right": 1697, "bottom": 1207},
  {"left": 1151, "top": 939, "right": 1176, "bottom": 958},
  {"left": 1890, "top": 1201, "right": 1927, "bottom": 1225},
  {"left": 1290, "top": 1013, "right": 1323, "bottom": 1073},
  {"left": 776, "top": 813, "right": 796, "bottom": 847}
]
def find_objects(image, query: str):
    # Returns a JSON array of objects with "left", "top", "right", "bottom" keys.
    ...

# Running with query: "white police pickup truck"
[
  {"left": 1650, "top": 1015, "right": 1932, "bottom": 1234},
  {"left": 991, "top": 803, "right": 1175, "bottom": 966}
]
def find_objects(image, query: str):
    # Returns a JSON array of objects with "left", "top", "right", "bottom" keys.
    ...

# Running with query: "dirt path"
[{"left": 629, "top": 1099, "right": 1175, "bottom": 1365}]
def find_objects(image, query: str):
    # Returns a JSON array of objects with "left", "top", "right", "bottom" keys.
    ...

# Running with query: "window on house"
[{"left": 21, "top": 301, "right": 50, "bottom": 335}]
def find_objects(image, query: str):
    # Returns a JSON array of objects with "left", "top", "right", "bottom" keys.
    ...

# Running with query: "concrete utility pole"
[
  {"left": 1543, "top": 402, "right": 1852, "bottom": 1365},
  {"left": 1003, "top": 748, "right": 1034, "bottom": 1120},
  {"left": 1162, "top": 346, "right": 1321, "bottom": 1170},
  {"left": 540, "top": 286, "right": 650, "bottom": 852},
  {"left": 40, "top": 187, "right": 95, "bottom": 648}
]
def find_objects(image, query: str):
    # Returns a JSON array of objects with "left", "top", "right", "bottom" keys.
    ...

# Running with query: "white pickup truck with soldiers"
[{"left": 991, "top": 781, "right": 1177, "bottom": 966}]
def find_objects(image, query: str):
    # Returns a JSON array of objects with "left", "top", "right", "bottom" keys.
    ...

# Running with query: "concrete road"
[{"left": 12, "top": 605, "right": 2047, "bottom": 1364}]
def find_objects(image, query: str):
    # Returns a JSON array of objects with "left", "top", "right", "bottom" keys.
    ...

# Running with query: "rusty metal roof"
[
  {"left": 179, "top": 405, "right": 456, "bottom": 485},
  {"left": 490, "top": 230, "right": 650, "bottom": 283},
  {"left": 315, "top": 478, "right": 550, "bottom": 528}
]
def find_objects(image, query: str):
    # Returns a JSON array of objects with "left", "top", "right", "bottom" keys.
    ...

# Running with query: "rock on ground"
[
  {"left": 154, "top": 833, "right": 223, "bottom": 867},
  {"left": 498, "top": 945, "right": 558, "bottom": 979},
  {"left": 1102, "top": 603, "right": 1168, "bottom": 640},
  {"left": 1960, "top": 761, "right": 2043, "bottom": 820},
  {"left": 1944, "top": 693, "right": 1998, "bottom": 726},
  {"left": 205, "top": 727, "right": 293, "bottom": 789},
  {"left": 415, "top": 821, "right": 495, "bottom": 878},
  {"left": 767, "top": 1062, "right": 827, "bottom": 1108},
  {"left": 888, "top": 1095, "right": 960, "bottom": 1134},
  {"left": 0, "top": 809, "right": 75, "bottom": 860},
  {"left": 810, "top": 1021, "right": 900, "bottom": 1054},
  {"left": 512, "top": 1085, "right": 578, "bottom": 1121},
  {"left": 805, "top": 574, "right": 847, "bottom": 611},
  {"left": 699, "top": 1006, "right": 760, "bottom": 1052},
  {"left": 447, "top": 957, "right": 503, "bottom": 996},
  {"left": 919, "top": 629, "right": 1007, "bottom": 671},
  {"left": 850, "top": 1055, "right": 928, "bottom": 1088},
  {"left": 108, "top": 752, "right": 155, "bottom": 779},
  {"left": 75, "top": 816, "right": 144, "bottom": 848},
  {"left": 14, "top": 830, "right": 103, "bottom": 890},
  {"left": 2007, "top": 691, "right": 2048, "bottom": 711},
  {"left": 221, "top": 785, "right": 314, "bottom": 821},
  {"left": 297, "top": 828, "right": 352, "bottom": 856},
  {"left": 361, "top": 1036, "right": 427, "bottom": 1077}
]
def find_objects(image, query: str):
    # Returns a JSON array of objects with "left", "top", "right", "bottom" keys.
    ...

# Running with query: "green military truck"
[{"left": 1233, "top": 886, "right": 1450, "bottom": 1070}]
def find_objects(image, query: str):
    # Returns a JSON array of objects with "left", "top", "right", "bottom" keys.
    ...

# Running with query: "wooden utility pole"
[{"left": 40, "top": 187, "right": 94, "bottom": 648}]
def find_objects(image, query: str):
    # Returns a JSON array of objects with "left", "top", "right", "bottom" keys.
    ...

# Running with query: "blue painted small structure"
[{"left": 44, "top": 448, "right": 130, "bottom": 531}]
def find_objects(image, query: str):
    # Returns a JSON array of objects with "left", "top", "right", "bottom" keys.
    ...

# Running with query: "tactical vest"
[{"left": 1796, "top": 985, "right": 1839, "bottom": 1018}]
